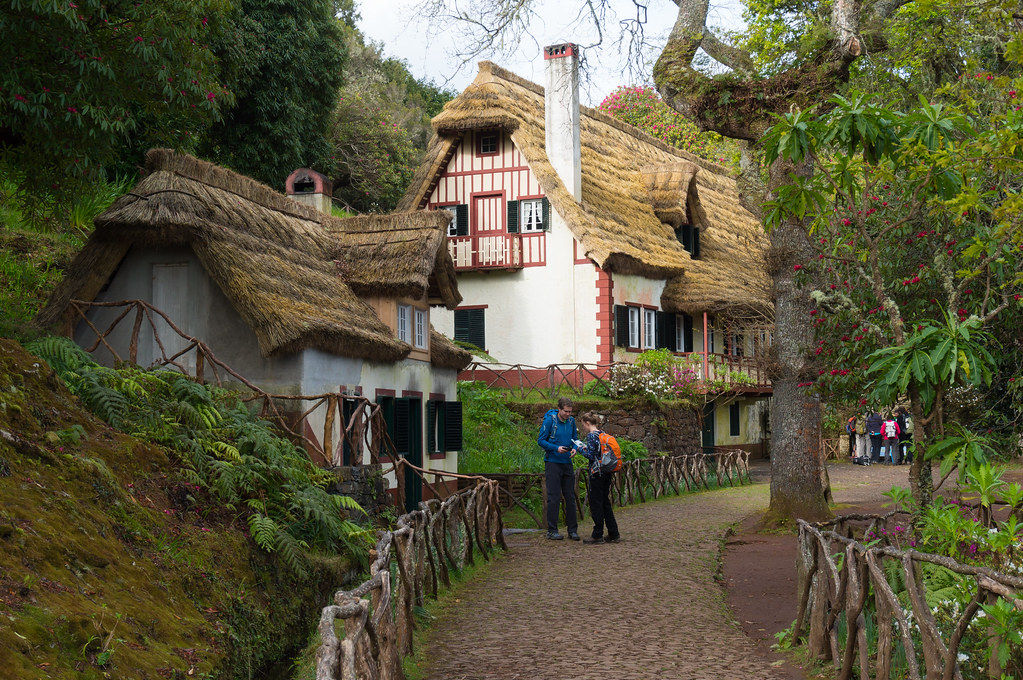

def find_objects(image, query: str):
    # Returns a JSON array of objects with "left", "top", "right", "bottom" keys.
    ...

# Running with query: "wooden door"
[
  {"left": 151, "top": 263, "right": 192, "bottom": 370},
  {"left": 471, "top": 193, "right": 506, "bottom": 266}
]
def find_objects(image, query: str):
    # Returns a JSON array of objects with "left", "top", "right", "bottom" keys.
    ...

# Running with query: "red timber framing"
[
  {"left": 427, "top": 131, "right": 547, "bottom": 270},
  {"left": 596, "top": 266, "right": 614, "bottom": 364}
]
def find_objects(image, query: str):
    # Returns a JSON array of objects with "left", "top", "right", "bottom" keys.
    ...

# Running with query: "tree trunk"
[
  {"left": 765, "top": 157, "right": 831, "bottom": 523},
  {"left": 907, "top": 385, "right": 934, "bottom": 508}
]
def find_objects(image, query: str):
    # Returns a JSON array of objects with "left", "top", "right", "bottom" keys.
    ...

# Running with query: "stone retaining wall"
[
  {"left": 327, "top": 464, "right": 389, "bottom": 516},
  {"left": 506, "top": 400, "right": 701, "bottom": 455}
]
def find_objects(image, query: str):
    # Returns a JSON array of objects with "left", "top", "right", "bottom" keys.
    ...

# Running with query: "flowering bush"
[
  {"left": 596, "top": 86, "right": 737, "bottom": 166},
  {"left": 605, "top": 350, "right": 700, "bottom": 401}
]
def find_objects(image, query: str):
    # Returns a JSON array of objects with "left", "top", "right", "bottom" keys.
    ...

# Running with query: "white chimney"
[{"left": 544, "top": 43, "right": 582, "bottom": 201}]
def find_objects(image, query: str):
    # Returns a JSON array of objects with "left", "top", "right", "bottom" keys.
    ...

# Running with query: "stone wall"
[
  {"left": 327, "top": 464, "right": 389, "bottom": 517},
  {"left": 507, "top": 400, "right": 701, "bottom": 455}
]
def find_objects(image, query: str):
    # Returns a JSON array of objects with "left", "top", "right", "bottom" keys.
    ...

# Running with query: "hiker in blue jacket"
[{"left": 538, "top": 397, "right": 579, "bottom": 541}]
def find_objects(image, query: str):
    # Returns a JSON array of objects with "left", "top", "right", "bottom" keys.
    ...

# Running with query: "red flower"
[{"left": 14, "top": 94, "right": 26, "bottom": 102}]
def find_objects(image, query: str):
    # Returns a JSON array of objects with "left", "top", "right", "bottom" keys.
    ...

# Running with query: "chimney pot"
[{"left": 285, "top": 168, "right": 333, "bottom": 214}]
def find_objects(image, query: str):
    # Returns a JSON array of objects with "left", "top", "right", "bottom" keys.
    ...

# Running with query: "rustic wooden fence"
[
  {"left": 460, "top": 355, "right": 771, "bottom": 400},
  {"left": 485, "top": 450, "right": 752, "bottom": 530},
  {"left": 64, "top": 299, "right": 396, "bottom": 465},
  {"left": 794, "top": 513, "right": 1023, "bottom": 680},
  {"left": 315, "top": 461, "right": 505, "bottom": 680}
]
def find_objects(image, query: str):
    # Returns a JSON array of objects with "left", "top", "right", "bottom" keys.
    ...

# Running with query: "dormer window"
[
  {"left": 675, "top": 223, "right": 700, "bottom": 259},
  {"left": 477, "top": 131, "right": 499, "bottom": 156}
]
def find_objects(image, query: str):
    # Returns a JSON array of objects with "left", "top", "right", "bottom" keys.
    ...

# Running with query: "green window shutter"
[
  {"left": 455, "top": 204, "right": 469, "bottom": 236},
  {"left": 454, "top": 310, "right": 470, "bottom": 344},
  {"left": 614, "top": 305, "right": 630, "bottom": 348},
  {"left": 468, "top": 309, "right": 485, "bottom": 351},
  {"left": 394, "top": 398, "right": 411, "bottom": 456},
  {"left": 655, "top": 311, "right": 675, "bottom": 350},
  {"left": 436, "top": 401, "right": 447, "bottom": 452},
  {"left": 693, "top": 227, "right": 701, "bottom": 259},
  {"left": 541, "top": 197, "right": 551, "bottom": 231},
  {"left": 443, "top": 401, "right": 463, "bottom": 451},
  {"left": 506, "top": 199, "right": 519, "bottom": 233},
  {"left": 729, "top": 403, "right": 740, "bottom": 437},
  {"left": 426, "top": 401, "right": 437, "bottom": 454},
  {"left": 683, "top": 313, "right": 694, "bottom": 353}
]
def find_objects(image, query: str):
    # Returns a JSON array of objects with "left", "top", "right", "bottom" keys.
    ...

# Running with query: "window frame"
[
  {"left": 628, "top": 307, "right": 641, "bottom": 349},
  {"left": 676, "top": 315, "right": 685, "bottom": 354},
  {"left": 397, "top": 304, "right": 412, "bottom": 344},
  {"left": 520, "top": 198, "right": 544, "bottom": 232},
  {"left": 643, "top": 308, "right": 656, "bottom": 350},
  {"left": 477, "top": 131, "right": 499, "bottom": 157},
  {"left": 413, "top": 308, "right": 428, "bottom": 350}
]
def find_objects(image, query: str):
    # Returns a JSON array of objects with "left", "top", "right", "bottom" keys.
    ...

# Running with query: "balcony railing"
[
  {"left": 448, "top": 233, "right": 546, "bottom": 270},
  {"left": 458, "top": 353, "right": 771, "bottom": 400}
]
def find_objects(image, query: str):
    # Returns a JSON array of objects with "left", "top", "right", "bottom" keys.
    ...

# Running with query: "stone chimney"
[
  {"left": 285, "top": 168, "right": 333, "bottom": 214},
  {"left": 544, "top": 43, "right": 581, "bottom": 201}
]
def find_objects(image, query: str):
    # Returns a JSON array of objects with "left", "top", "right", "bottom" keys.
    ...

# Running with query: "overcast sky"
[{"left": 356, "top": 0, "right": 745, "bottom": 106}]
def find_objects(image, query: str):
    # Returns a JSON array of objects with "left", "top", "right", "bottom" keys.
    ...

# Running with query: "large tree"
[
  {"left": 0, "top": 0, "right": 232, "bottom": 203},
  {"left": 199, "top": 0, "right": 349, "bottom": 189}
]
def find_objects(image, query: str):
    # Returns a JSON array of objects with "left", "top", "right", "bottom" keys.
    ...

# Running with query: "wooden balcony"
[{"left": 448, "top": 233, "right": 546, "bottom": 270}]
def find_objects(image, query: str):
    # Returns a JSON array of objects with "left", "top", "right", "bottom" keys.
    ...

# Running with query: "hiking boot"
[
  {"left": 546, "top": 531, "right": 564, "bottom": 540},
  {"left": 583, "top": 536, "right": 604, "bottom": 544},
  {"left": 604, "top": 536, "right": 621, "bottom": 544},
  {"left": 567, "top": 532, "right": 580, "bottom": 541}
]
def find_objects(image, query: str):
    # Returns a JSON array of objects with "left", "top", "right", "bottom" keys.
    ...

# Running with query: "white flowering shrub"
[{"left": 605, "top": 350, "right": 700, "bottom": 401}]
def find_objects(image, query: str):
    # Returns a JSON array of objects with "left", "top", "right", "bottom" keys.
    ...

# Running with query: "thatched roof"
[
  {"left": 429, "top": 327, "right": 472, "bottom": 370},
  {"left": 38, "top": 150, "right": 417, "bottom": 361},
  {"left": 399, "top": 62, "right": 771, "bottom": 317},
  {"left": 324, "top": 212, "right": 461, "bottom": 308}
]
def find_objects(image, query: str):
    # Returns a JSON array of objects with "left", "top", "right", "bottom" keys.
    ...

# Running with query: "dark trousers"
[
  {"left": 870, "top": 434, "right": 883, "bottom": 462},
  {"left": 545, "top": 461, "right": 577, "bottom": 534},
  {"left": 900, "top": 439, "right": 912, "bottom": 464},
  {"left": 848, "top": 433, "right": 855, "bottom": 456},
  {"left": 588, "top": 472, "right": 619, "bottom": 540}
]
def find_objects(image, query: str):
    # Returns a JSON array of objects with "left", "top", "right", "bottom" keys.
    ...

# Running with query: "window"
[
  {"left": 521, "top": 199, "right": 544, "bottom": 232},
  {"left": 397, "top": 304, "right": 412, "bottom": 343},
  {"left": 454, "top": 308, "right": 485, "bottom": 351},
  {"left": 708, "top": 321, "right": 716, "bottom": 353},
  {"left": 447, "top": 212, "right": 458, "bottom": 237},
  {"left": 643, "top": 309, "right": 656, "bottom": 349},
  {"left": 729, "top": 403, "right": 741, "bottom": 437},
  {"left": 675, "top": 314, "right": 697, "bottom": 353},
  {"left": 478, "top": 132, "right": 498, "bottom": 155},
  {"left": 413, "top": 309, "right": 428, "bottom": 350},
  {"left": 731, "top": 332, "right": 744, "bottom": 357},
  {"left": 628, "top": 307, "right": 640, "bottom": 348},
  {"left": 674, "top": 224, "right": 700, "bottom": 258}
]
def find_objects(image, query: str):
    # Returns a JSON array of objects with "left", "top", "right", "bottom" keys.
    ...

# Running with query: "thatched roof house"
[
  {"left": 399, "top": 61, "right": 771, "bottom": 318},
  {"left": 40, "top": 149, "right": 470, "bottom": 370}
]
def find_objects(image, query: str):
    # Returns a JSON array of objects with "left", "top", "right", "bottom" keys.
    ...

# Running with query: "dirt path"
[
  {"left": 722, "top": 462, "right": 908, "bottom": 678},
  {"left": 418, "top": 478, "right": 788, "bottom": 680}
]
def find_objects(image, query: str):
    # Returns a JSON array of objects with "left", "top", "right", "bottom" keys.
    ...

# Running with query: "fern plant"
[{"left": 27, "top": 336, "right": 372, "bottom": 574}]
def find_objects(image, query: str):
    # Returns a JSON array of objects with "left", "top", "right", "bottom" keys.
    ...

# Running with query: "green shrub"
[
  {"left": 618, "top": 439, "right": 649, "bottom": 461},
  {"left": 27, "top": 337, "right": 370, "bottom": 574},
  {"left": 457, "top": 381, "right": 542, "bottom": 474}
]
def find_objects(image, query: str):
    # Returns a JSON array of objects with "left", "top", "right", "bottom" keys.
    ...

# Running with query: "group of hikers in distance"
[
  {"left": 846, "top": 408, "right": 915, "bottom": 466},
  {"left": 537, "top": 397, "right": 623, "bottom": 543}
]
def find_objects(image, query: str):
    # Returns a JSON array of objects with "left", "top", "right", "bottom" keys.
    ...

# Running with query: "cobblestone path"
[{"left": 418, "top": 479, "right": 787, "bottom": 680}]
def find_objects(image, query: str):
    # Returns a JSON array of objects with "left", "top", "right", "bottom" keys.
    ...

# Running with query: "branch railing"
[
  {"left": 460, "top": 355, "right": 771, "bottom": 401},
  {"left": 794, "top": 514, "right": 1023, "bottom": 680},
  {"left": 65, "top": 299, "right": 397, "bottom": 465},
  {"left": 489, "top": 450, "right": 752, "bottom": 530},
  {"left": 315, "top": 460, "right": 505, "bottom": 680}
]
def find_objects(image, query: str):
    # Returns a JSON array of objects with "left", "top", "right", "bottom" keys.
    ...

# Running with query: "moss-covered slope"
[{"left": 0, "top": 339, "right": 348, "bottom": 679}]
